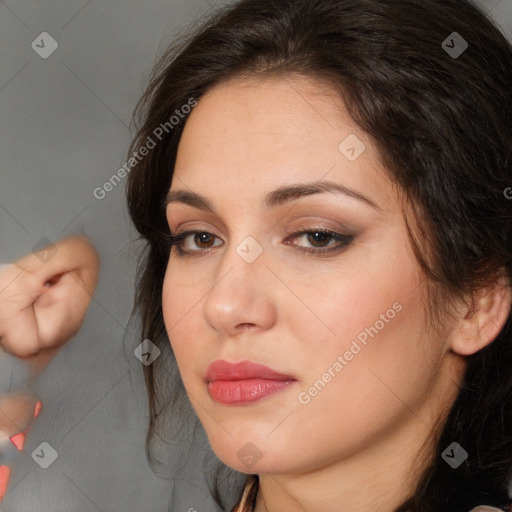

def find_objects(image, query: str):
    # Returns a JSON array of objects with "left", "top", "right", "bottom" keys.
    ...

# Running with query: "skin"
[
  {"left": 0, "top": 235, "right": 99, "bottom": 437},
  {"left": 162, "top": 75, "right": 512, "bottom": 512}
]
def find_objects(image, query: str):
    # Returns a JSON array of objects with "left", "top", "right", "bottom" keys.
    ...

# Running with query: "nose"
[{"left": 202, "top": 236, "right": 277, "bottom": 337}]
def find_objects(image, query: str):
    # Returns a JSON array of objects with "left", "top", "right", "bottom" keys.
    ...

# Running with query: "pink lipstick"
[{"left": 205, "top": 360, "right": 296, "bottom": 405}]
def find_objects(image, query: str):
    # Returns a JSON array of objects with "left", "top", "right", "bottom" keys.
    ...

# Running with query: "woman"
[
  {"left": 1, "top": 0, "right": 511, "bottom": 510},
  {"left": 124, "top": 0, "right": 512, "bottom": 511}
]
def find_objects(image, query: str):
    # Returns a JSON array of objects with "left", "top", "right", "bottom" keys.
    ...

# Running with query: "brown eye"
[
  {"left": 194, "top": 232, "right": 216, "bottom": 248},
  {"left": 166, "top": 230, "right": 223, "bottom": 255},
  {"left": 306, "top": 231, "right": 332, "bottom": 247},
  {"left": 285, "top": 229, "right": 354, "bottom": 255}
]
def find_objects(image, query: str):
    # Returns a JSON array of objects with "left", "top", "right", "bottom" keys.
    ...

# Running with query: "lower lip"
[{"left": 207, "top": 378, "right": 295, "bottom": 405}]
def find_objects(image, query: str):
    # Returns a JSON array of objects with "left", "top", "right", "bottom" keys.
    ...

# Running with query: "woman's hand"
[{"left": 0, "top": 236, "right": 100, "bottom": 373}]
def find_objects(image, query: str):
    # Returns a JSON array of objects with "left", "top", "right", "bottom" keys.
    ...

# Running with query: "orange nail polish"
[{"left": 0, "top": 400, "right": 41, "bottom": 502}]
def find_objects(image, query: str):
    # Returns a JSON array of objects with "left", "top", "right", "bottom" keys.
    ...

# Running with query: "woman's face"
[{"left": 162, "top": 75, "right": 457, "bottom": 475}]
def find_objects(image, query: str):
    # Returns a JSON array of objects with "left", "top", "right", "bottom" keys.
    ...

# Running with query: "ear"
[{"left": 449, "top": 272, "right": 512, "bottom": 356}]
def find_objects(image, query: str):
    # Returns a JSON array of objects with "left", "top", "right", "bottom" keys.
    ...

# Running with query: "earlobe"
[{"left": 450, "top": 274, "right": 512, "bottom": 357}]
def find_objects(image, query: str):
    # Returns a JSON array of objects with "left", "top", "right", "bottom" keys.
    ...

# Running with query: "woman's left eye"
[
  {"left": 165, "top": 229, "right": 354, "bottom": 256},
  {"left": 287, "top": 229, "right": 354, "bottom": 254}
]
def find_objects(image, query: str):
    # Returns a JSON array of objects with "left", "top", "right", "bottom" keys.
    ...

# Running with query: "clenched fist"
[{"left": 0, "top": 236, "right": 100, "bottom": 374}]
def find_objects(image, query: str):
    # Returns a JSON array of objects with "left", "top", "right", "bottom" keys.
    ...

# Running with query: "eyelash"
[{"left": 164, "top": 228, "right": 354, "bottom": 257}]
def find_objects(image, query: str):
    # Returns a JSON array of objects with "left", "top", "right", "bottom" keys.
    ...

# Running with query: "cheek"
[
  {"left": 290, "top": 251, "right": 435, "bottom": 405},
  {"left": 294, "top": 274, "right": 436, "bottom": 420},
  {"left": 162, "top": 262, "right": 210, "bottom": 390},
  {"left": 284, "top": 270, "right": 403, "bottom": 363},
  {"left": 285, "top": 227, "right": 420, "bottom": 361},
  {"left": 162, "top": 259, "right": 200, "bottom": 332}
]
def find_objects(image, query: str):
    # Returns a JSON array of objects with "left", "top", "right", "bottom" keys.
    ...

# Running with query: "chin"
[{"left": 207, "top": 433, "right": 301, "bottom": 475}]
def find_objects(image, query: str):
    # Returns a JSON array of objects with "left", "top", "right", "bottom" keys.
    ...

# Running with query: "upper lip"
[{"left": 205, "top": 360, "right": 295, "bottom": 382}]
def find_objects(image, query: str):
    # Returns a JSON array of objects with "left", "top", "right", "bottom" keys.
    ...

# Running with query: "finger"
[
  {"left": 0, "top": 392, "right": 38, "bottom": 438},
  {"left": 33, "top": 273, "right": 93, "bottom": 350},
  {"left": 11, "top": 236, "right": 99, "bottom": 290},
  {"left": 0, "top": 236, "right": 99, "bottom": 358},
  {"left": 0, "top": 236, "right": 99, "bottom": 313}
]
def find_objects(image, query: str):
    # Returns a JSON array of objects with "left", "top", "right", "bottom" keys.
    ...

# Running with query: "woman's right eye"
[{"left": 166, "top": 230, "right": 223, "bottom": 256}]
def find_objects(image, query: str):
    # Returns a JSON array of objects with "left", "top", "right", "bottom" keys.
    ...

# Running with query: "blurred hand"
[
  {"left": 0, "top": 236, "right": 100, "bottom": 374},
  {"left": 0, "top": 392, "right": 39, "bottom": 440}
]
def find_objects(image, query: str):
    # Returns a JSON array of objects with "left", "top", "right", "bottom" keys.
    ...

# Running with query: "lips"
[
  {"left": 205, "top": 360, "right": 296, "bottom": 404},
  {"left": 206, "top": 360, "right": 294, "bottom": 382}
]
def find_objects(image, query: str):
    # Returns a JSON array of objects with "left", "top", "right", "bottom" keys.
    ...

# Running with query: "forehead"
[{"left": 172, "top": 74, "right": 395, "bottom": 210}]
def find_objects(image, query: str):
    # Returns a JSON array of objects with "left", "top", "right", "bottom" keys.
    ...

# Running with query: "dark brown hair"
[{"left": 124, "top": 0, "right": 512, "bottom": 510}]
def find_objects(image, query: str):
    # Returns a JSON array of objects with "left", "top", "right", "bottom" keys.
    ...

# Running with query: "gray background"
[{"left": 0, "top": 0, "right": 511, "bottom": 510}]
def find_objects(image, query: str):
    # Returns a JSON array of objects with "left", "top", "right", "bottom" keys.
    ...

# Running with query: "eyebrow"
[{"left": 164, "top": 179, "right": 383, "bottom": 212}]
